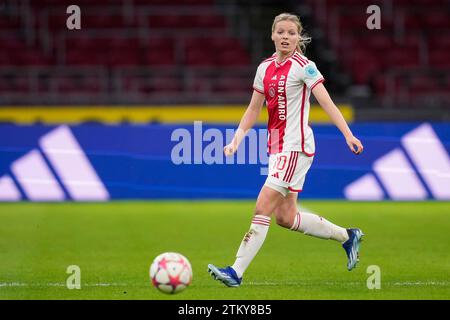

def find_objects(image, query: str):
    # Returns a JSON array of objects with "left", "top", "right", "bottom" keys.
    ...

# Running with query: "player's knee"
[
  {"left": 254, "top": 205, "right": 270, "bottom": 216},
  {"left": 254, "top": 197, "right": 277, "bottom": 216},
  {"left": 275, "top": 203, "right": 297, "bottom": 228},
  {"left": 275, "top": 214, "right": 291, "bottom": 228}
]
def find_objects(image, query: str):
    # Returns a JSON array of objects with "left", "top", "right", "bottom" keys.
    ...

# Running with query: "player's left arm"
[{"left": 312, "top": 83, "right": 363, "bottom": 155}]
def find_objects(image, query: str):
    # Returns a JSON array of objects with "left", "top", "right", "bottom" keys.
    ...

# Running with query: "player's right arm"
[{"left": 224, "top": 90, "right": 265, "bottom": 157}]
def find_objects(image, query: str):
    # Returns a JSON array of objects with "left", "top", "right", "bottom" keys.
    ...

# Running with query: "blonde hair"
[{"left": 271, "top": 13, "right": 311, "bottom": 54}]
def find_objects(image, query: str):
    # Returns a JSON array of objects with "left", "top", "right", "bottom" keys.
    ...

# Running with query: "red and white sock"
[
  {"left": 290, "top": 212, "right": 349, "bottom": 243},
  {"left": 232, "top": 215, "right": 271, "bottom": 278}
]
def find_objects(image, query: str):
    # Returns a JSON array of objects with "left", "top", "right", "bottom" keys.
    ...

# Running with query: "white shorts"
[{"left": 264, "top": 151, "right": 314, "bottom": 197}]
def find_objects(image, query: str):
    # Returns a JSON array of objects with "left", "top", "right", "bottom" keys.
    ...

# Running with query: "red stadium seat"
[
  {"left": 148, "top": 15, "right": 185, "bottom": 28},
  {"left": 428, "top": 35, "right": 450, "bottom": 50},
  {"left": 212, "top": 77, "right": 251, "bottom": 93},
  {"left": 142, "top": 49, "right": 176, "bottom": 66},
  {"left": 0, "top": 18, "right": 21, "bottom": 29},
  {"left": 217, "top": 48, "right": 251, "bottom": 66},
  {"left": 148, "top": 14, "right": 225, "bottom": 29},
  {"left": 16, "top": 51, "right": 52, "bottom": 66},
  {"left": 386, "top": 47, "right": 420, "bottom": 67},
  {"left": 354, "top": 34, "right": 393, "bottom": 50},
  {"left": 348, "top": 48, "right": 381, "bottom": 84},
  {"left": 137, "top": 77, "right": 183, "bottom": 93},
  {"left": 403, "top": 14, "right": 422, "bottom": 29},
  {"left": 429, "top": 51, "right": 450, "bottom": 67},
  {"left": 188, "top": 14, "right": 226, "bottom": 28},
  {"left": 82, "top": 15, "right": 138, "bottom": 29},
  {"left": 422, "top": 13, "right": 450, "bottom": 29},
  {"left": 185, "top": 47, "right": 216, "bottom": 66},
  {"left": 0, "top": 76, "right": 30, "bottom": 92},
  {"left": 56, "top": 77, "right": 103, "bottom": 94},
  {"left": 134, "top": 0, "right": 213, "bottom": 4},
  {"left": 30, "top": 0, "right": 124, "bottom": 6},
  {"left": 108, "top": 51, "right": 140, "bottom": 66}
]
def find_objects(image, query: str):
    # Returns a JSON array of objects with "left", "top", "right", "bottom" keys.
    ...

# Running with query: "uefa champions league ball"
[{"left": 149, "top": 252, "right": 193, "bottom": 294}]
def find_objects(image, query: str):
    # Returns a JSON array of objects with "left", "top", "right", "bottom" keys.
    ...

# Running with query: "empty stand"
[
  {"left": 0, "top": 0, "right": 252, "bottom": 104},
  {"left": 306, "top": 0, "right": 450, "bottom": 107},
  {"left": 1, "top": 0, "right": 448, "bottom": 107}
]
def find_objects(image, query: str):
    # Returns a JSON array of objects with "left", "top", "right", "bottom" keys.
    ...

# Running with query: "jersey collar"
[{"left": 274, "top": 50, "right": 297, "bottom": 68}]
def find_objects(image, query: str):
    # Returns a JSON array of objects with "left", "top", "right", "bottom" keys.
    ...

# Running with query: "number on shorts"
[{"left": 275, "top": 155, "right": 287, "bottom": 170}]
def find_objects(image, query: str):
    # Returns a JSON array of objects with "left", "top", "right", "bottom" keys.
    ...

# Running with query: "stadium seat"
[
  {"left": 429, "top": 51, "right": 450, "bottom": 67},
  {"left": 137, "top": 77, "right": 183, "bottom": 93},
  {"left": 387, "top": 47, "right": 420, "bottom": 67},
  {"left": 55, "top": 77, "right": 103, "bottom": 94}
]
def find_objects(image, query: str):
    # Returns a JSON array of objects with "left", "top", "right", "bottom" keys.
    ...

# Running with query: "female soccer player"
[{"left": 208, "top": 13, "right": 364, "bottom": 287}]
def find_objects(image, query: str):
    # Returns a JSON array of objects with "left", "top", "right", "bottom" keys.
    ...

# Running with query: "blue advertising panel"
[{"left": 0, "top": 122, "right": 448, "bottom": 201}]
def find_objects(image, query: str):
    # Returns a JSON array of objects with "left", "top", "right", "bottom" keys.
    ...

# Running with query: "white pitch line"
[
  {"left": 246, "top": 281, "right": 450, "bottom": 287},
  {"left": 1, "top": 281, "right": 449, "bottom": 288},
  {"left": 0, "top": 282, "right": 131, "bottom": 288},
  {"left": 247, "top": 281, "right": 363, "bottom": 286},
  {"left": 392, "top": 281, "right": 450, "bottom": 286},
  {"left": 0, "top": 282, "right": 27, "bottom": 287}
]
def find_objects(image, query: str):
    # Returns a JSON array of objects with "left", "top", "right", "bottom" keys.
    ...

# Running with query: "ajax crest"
[{"left": 269, "top": 87, "right": 276, "bottom": 98}]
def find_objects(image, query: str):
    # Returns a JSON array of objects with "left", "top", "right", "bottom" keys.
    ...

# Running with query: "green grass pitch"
[{"left": 0, "top": 201, "right": 449, "bottom": 300}]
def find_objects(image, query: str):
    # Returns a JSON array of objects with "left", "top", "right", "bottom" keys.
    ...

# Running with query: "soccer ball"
[{"left": 149, "top": 252, "right": 193, "bottom": 294}]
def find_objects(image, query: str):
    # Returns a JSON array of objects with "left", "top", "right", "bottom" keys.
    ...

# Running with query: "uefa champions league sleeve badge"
[{"left": 305, "top": 65, "right": 318, "bottom": 78}]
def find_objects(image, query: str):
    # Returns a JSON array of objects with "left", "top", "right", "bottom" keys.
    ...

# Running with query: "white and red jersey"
[{"left": 253, "top": 51, "right": 325, "bottom": 156}]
